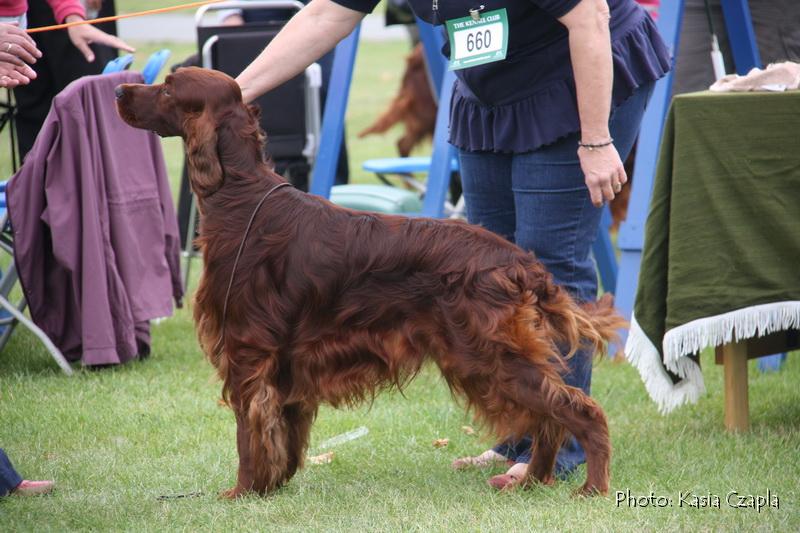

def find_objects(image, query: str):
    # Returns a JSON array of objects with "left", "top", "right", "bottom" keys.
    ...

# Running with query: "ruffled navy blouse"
[{"left": 332, "top": 0, "right": 671, "bottom": 153}]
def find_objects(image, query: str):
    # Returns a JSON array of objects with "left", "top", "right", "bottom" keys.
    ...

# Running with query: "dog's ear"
[
  {"left": 247, "top": 103, "right": 262, "bottom": 123},
  {"left": 184, "top": 111, "right": 223, "bottom": 197}
]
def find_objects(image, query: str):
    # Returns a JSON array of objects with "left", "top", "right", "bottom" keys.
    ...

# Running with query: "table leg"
[{"left": 717, "top": 341, "right": 749, "bottom": 432}]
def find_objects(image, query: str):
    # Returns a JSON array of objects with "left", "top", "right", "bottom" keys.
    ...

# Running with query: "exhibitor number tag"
[{"left": 446, "top": 8, "right": 509, "bottom": 70}]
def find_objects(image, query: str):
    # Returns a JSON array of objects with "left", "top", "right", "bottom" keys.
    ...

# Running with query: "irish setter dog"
[
  {"left": 116, "top": 67, "right": 623, "bottom": 498},
  {"left": 358, "top": 43, "right": 436, "bottom": 157}
]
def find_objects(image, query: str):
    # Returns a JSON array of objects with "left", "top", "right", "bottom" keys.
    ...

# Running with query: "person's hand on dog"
[
  {"left": 65, "top": 14, "right": 135, "bottom": 63},
  {"left": 0, "top": 22, "right": 40, "bottom": 87},
  {"left": 578, "top": 143, "right": 627, "bottom": 208}
]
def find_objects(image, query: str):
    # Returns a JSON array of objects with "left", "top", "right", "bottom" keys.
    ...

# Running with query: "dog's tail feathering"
[
  {"left": 574, "top": 293, "right": 627, "bottom": 358},
  {"left": 538, "top": 287, "right": 627, "bottom": 361}
]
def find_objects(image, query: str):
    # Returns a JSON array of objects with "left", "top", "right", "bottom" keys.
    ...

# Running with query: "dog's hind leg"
[
  {"left": 545, "top": 386, "right": 611, "bottom": 496},
  {"left": 524, "top": 419, "right": 565, "bottom": 487}
]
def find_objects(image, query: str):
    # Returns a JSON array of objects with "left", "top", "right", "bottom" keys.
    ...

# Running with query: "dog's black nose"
[{"left": 114, "top": 86, "right": 125, "bottom": 100}]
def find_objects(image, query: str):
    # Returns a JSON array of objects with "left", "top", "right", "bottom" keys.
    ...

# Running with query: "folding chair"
[
  {"left": 0, "top": 182, "right": 73, "bottom": 375},
  {"left": 0, "top": 84, "right": 73, "bottom": 374},
  {"left": 182, "top": 1, "right": 322, "bottom": 288}
]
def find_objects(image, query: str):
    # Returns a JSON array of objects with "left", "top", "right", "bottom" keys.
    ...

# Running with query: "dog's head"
[{"left": 116, "top": 67, "right": 267, "bottom": 198}]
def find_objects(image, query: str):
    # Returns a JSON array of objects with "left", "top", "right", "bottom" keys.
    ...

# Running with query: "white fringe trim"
[
  {"left": 662, "top": 301, "right": 800, "bottom": 367},
  {"left": 625, "top": 314, "right": 705, "bottom": 414},
  {"left": 626, "top": 302, "right": 800, "bottom": 414}
]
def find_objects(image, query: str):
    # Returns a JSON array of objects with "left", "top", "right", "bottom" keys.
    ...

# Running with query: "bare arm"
[
  {"left": 236, "top": 0, "right": 364, "bottom": 103},
  {"left": 559, "top": 0, "right": 626, "bottom": 207}
]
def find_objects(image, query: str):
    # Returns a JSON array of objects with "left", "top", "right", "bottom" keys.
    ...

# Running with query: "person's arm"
[
  {"left": 559, "top": 0, "right": 626, "bottom": 207},
  {"left": 45, "top": 0, "right": 85, "bottom": 25},
  {"left": 236, "top": 0, "right": 365, "bottom": 103}
]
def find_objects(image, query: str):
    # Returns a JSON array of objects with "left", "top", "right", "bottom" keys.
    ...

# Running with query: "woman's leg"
[
  {"left": 456, "top": 150, "right": 515, "bottom": 242},
  {"left": 0, "top": 448, "right": 23, "bottom": 497},
  {"left": 493, "top": 82, "right": 655, "bottom": 485},
  {"left": 451, "top": 150, "right": 521, "bottom": 469}
]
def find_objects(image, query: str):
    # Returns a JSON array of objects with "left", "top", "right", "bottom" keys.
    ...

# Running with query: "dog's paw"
[
  {"left": 575, "top": 483, "right": 608, "bottom": 497},
  {"left": 218, "top": 486, "right": 248, "bottom": 500},
  {"left": 531, "top": 475, "right": 556, "bottom": 488}
]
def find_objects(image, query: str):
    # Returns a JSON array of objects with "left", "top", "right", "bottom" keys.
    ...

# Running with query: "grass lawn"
[
  {"left": 116, "top": 0, "right": 230, "bottom": 15},
  {"left": 1, "top": 31, "right": 799, "bottom": 532}
]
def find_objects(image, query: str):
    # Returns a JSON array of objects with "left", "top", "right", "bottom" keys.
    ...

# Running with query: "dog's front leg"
[{"left": 220, "top": 410, "right": 256, "bottom": 499}]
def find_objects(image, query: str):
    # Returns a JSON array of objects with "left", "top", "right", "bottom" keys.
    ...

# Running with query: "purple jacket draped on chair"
[{"left": 7, "top": 71, "right": 184, "bottom": 366}]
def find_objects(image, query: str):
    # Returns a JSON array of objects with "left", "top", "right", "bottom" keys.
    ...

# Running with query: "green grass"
[
  {"left": 2, "top": 336, "right": 798, "bottom": 531},
  {"left": 116, "top": 0, "right": 209, "bottom": 15},
  {"left": 1, "top": 36, "right": 799, "bottom": 532}
]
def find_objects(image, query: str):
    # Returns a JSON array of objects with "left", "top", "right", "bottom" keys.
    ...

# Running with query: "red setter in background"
[
  {"left": 358, "top": 44, "right": 436, "bottom": 157},
  {"left": 361, "top": 44, "right": 632, "bottom": 231},
  {"left": 116, "top": 67, "right": 624, "bottom": 498}
]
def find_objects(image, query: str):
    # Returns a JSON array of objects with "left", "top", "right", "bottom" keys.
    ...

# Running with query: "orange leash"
[{"left": 26, "top": 0, "right": 226, "bottom": 33}]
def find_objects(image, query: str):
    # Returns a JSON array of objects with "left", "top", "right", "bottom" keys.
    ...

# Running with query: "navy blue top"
[{"left": 332, "top": 0, "right": 671, "bottom": 153}]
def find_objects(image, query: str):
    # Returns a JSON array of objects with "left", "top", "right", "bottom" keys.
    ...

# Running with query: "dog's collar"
[{"left": 213, "top": 181, "right": 292, "bottom": 354}]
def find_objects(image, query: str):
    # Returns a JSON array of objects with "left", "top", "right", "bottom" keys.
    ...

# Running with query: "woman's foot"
[
  {"left": 14, "top": 480, "right": 54, "bottom": 496},
  {"left": 488, "top": 462, "right": 527, "bottom": 491},
  {"left": 451, "top": 449, "right": 508, "bottom": 470}
]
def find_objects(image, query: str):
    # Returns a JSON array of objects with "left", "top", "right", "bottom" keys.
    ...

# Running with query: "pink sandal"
[
  {"left": 14, "top": 480, "right": 54, "bottom": 496},
  {"left": 487, "top": 462, "right": 527, "bottom": 491}
]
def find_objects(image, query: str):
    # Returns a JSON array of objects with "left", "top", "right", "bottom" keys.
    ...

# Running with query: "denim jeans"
[
  {"left": 457, "top": 81, "right": 654, "bottom": 474},
  {"left": 1, "top": 448, "right": 23, "bottom": 496}
]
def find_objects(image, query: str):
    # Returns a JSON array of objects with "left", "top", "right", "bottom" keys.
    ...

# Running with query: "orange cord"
[{"left": 26, "top": 0, "right": 225, "bottom": 33}]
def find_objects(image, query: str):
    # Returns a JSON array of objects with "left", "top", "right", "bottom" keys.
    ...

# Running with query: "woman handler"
[{"left": 236, "top": 0, "right": 670, "bottom": 490}]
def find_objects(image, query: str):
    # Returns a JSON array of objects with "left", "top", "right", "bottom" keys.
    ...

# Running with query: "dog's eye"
[{"left": 161, "top": 87, "right": 170, "bottom": 96}]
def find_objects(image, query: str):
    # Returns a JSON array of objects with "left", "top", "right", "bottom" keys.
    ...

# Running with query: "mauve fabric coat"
[{"left": 7, "top": 71, "right": 184, "bottom": 366}]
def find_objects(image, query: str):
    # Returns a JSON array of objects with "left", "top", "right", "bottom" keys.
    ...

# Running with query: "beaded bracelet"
[{"left": 577, "top": 138, "right": 614, "bottom": 151}]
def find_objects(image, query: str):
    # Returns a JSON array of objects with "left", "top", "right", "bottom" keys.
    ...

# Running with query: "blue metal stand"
[
  {"left": 593, "top": 207, "right": 618, "bottom": 295},
  {"left": 309, "top": 26, "right": 360, "bottom": 197},
  {"left": 416, "top": 16, "right": 446, "bottom": 102},
  {"left": 615, "top": 0, "right": 684, "bottom": 335},
  {"left": 310, "top": 18, "right": 456, "bottom": 220},
  {"left": 721, "top": 0, "right": 762, "bottom": 72},
  {"left": 420, "top": 69, "right": 456, "bottom": 218}
]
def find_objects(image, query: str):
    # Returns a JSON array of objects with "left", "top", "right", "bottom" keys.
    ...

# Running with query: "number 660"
[{"left": 466, "top": 29, "right": 492, "bottom": 52}]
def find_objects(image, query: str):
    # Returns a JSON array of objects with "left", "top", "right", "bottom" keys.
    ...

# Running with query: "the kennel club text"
[{"left": 615, "top": 489, "right": 779, "bottom": 511}]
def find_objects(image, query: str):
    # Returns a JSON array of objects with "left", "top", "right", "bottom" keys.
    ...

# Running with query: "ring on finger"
[
  {"left": 4, "top": 43, "right": 12, "bottom": 53},
  {"left": 613, "top": 182, "right": 622, "bottom": 193}
]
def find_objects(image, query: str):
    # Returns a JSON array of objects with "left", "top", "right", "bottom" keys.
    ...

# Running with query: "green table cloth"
[{"left": 624, "top": 90, "right": 800, "bottom": 413}]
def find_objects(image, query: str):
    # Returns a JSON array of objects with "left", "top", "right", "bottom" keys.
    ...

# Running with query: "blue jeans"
[
  {"left": 457, "top": 82, "right": 654, "bottom": 474},
  {"left": 1, "top": 448, "right": 23, "bottom": 497}
]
